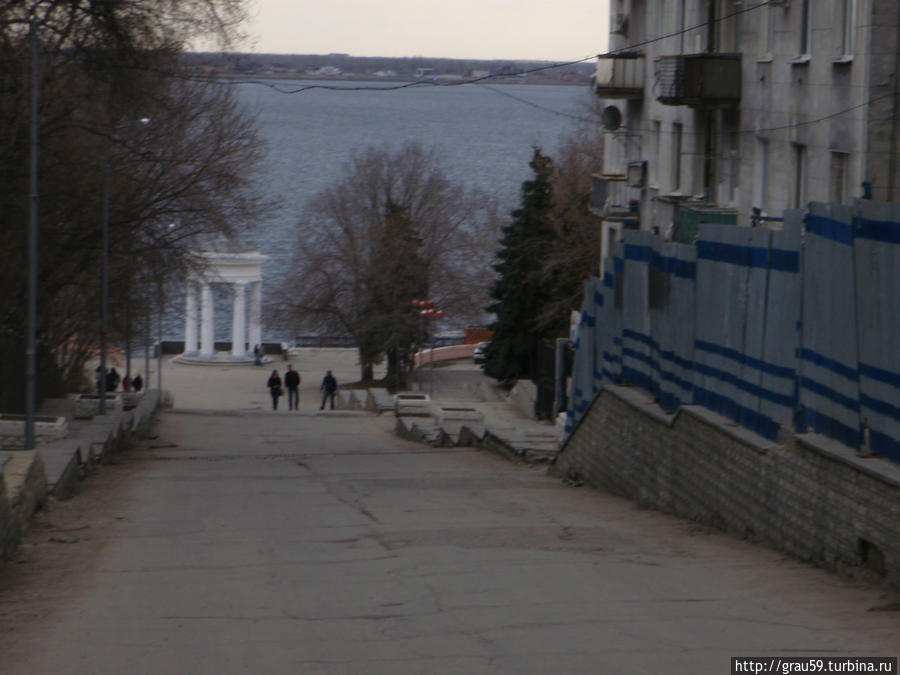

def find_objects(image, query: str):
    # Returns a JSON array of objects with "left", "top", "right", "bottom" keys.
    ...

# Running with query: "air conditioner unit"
[{"left": 627, "top": 161, "right": 647, "bottom": 188}]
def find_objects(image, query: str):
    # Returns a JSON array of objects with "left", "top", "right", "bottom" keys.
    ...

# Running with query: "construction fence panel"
[
  {"left": 621, "top": 230, "right": 654, "bottom": 395},
  {"left": 598, "top": 256, "right": 622, "bottom": 385},
  {"left": 649, "top": 239, "right": 697, "bottom": 413},
  {"left": 566, "top": 277, "right": 598, "bottom": 434},
  {"left": 854, "top": 200, "right": 900, "bottom": 462},
  {"left": 798, "top": 203, "right": 861, "bottom": 448},
  {"left": 611, "top": 243, "right": 626, "bottom": 383},
  {"left": 758, "top": 210, "right": 803, "bottom": 439},
  {"left": 589, "top": 275, "right": 606, "bottom": 395},
  {"left": 694, "top": 223, "right": 753, "bottom": 426}
]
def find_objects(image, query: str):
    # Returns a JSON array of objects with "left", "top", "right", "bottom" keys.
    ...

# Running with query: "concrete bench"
[
  {"left": 394, "top": 393, "right": 432, "bottom": 417},
  {"left": 72, "top": 394, "right": 122, "bottom": 419}
]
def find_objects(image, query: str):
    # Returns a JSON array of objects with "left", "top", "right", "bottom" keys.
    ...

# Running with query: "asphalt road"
[{"left": 1, "top": 404, "right": 898, "bottom": 674}]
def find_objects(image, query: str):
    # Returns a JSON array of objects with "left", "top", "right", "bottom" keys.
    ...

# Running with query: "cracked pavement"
[{"left": 1, "top": 358, "right": 898, "bottom": 673}]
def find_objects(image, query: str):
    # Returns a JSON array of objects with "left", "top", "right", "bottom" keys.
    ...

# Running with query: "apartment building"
[{"left": 590, "top": 0, "right": 900, "bottom": 257}]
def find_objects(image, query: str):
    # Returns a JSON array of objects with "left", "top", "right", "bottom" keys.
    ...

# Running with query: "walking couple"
[{"left": 267, "top": 364, "right": 301, "bottom": 411}]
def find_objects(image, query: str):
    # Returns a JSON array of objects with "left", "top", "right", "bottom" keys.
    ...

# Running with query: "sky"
[{"left": 243, "top": 0, "right": 609, "bottom": 61}]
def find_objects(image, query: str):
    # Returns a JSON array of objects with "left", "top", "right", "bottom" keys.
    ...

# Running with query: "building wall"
[{"left": 597, "top": 0, "right": 899, "bottom": 233}]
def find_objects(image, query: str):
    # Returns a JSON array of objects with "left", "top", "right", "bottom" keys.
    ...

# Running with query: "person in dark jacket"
[
  {"left": 267, "top": 370, "right": 282, "bottom": 410},
  {"left": 284, "top": 364, "right": 301, "bottom": 411},
  {"left": 132, "top": 373, "right": 143, "bottom": 392},
  {"left": 106, "top": 367, "right": 120, "bottom": 393},
  {"left": 320, "top": 370, "right": 338, "bottom": 410}
]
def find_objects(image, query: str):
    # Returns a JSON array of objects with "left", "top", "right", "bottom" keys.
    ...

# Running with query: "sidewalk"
[
  {"left": 1, "top": 349, "right": 557, "bottom": 560},
  {"left": 396, "top": 360, "right": 563, "bottom": 464}
]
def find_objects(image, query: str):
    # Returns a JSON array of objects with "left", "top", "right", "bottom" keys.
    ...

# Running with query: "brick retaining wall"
[{"left": 554, "top": 385, "right": 900, "bottom": 590}]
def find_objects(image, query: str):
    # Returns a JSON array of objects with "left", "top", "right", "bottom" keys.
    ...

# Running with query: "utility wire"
[{"left": 142, "top": 0, "right": 776, "bottom": 94}]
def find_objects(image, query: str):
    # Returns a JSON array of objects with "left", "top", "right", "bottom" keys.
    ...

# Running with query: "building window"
[
  {"left": 830, "top": 152, "right": 849, "bottom": 203},
  {"left": 837, "top": 0, "right": 855, "bottom": 58},
  {"left": 759, "top": 3, "right": 773, "bottom": 60},
  {"left": 793, "top": 144, "right": 807, "bottom": 209},
  {"left": 799, "top": 0, "right": 812, "bottom": 58},
  {"left": 754, "top": 138, "right": 769, "bottom": 211},
  {"left": 722, "top": 110, "right": 739, "bottom": 204},
  {"left": 719, "top": 0, "right": 740, "bottom": 52},
  {"left": 672, "top": 123, "right": 683, "bottom": 192},
  {"left": 651, "top": 120, "right": 661, "bottom": 186}
]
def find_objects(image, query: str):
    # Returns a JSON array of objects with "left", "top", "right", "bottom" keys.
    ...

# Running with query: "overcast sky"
[{"left": 243, "top": 0, "right": 609, "bottom": 61}]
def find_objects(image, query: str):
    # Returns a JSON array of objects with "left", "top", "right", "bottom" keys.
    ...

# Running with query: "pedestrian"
[
  {"left": 267, "top": 369, "right": 283, "bottom": 410},
  {"left": 95, "top": 366, "right": 105, "bottom": 396},
  {"left": 122, "top": 374, "right": 131, "bottom": 392},
  {"left": 284, "top": 364, "right": 301, "bottom": 411},
  {"left": 106, "top": 367, "right": 120, "bottom": 393},
  {"left": 132, "top": 373, "right": 143, "bottom": 393},
  {"left": 254, "top": 344, "right": 262, "bottom": 366},
  {"left": 320, "top": 370, "right": 338, "bottom": 410}
]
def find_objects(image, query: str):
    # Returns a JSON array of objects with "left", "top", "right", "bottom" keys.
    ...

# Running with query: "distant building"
[
  {"left": 591, "top": 0, "right": 900, "bottom": 258},
  {"left": 311, "top": 65, "right": 342, "bottom": 77}
]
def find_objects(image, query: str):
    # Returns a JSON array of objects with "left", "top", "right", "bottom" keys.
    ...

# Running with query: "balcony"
[
  {"left": 591, "top": 174, "right": 641, "bottom": 222},
  {"left": 592, "top": 52, "right": 644, "bottom": 99},
  {"left": 654, "top": 53, "right": 741, "bottom": 107},
  {"left": 673, "top": 201, "right": 737, "bottom": 244}
]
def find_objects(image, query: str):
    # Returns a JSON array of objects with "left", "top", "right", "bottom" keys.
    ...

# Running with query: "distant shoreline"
[
  {"left": 205, "top": 71, "right": 588, "bottom": 87},
  {"left": 184, "top": 53, "right": 593, "bottom": 88}
]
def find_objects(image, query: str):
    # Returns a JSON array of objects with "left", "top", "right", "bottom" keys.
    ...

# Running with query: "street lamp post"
[
  {"left": 99, "top": 153, "right": 110, "bottom": 414},
  {"left": 98, "top": 117, "right": 150, "bottom": 414},
  {"left": 411, "top": 299, "right": 445, "bottom": 397},
  {"left": 25, "top": 14, "right": 40, "bottom": 450}
]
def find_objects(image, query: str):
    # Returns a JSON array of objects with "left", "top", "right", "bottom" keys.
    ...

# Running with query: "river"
[{"left": 176, "top": 79, "right": 591, "bottom": 341}]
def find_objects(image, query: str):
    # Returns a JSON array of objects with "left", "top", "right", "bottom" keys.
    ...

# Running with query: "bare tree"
[
  {"left": 274, "top": 142, "right": 499, "bottom": 386},
  {"left": 0, "top": 0, "right": 264, "bottom": 399},
  {"left": 531, "top": 130, "right": 604, "bottom": 336}
]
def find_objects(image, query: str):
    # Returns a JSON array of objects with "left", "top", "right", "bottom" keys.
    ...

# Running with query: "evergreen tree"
[{"left": 484, "top": 148, "right": 557, "bottom": 381}]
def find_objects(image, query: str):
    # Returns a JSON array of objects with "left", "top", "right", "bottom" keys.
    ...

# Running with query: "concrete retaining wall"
[
  {"left": 412, "top": 344, "right": 475, "bottom": 369},
  {"left": 554, "top": 385, "right": 900, "bottom": 590},
  {"left": 0, "top": 415, "right": 68, "bottom": 449},
  {"left": 0, "top": 389, "right": 162, "bottom": 560}
]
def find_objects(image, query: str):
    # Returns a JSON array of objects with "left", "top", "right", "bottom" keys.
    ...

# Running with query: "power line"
[{"left": 155, "top": 0, "right": 776, "bottom": 94}]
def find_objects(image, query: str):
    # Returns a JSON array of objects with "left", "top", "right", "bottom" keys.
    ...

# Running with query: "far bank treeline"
[
  {"left": 273, "top": 130, "right": 603, "bottom": 390},
  {"left": 186, "top": 52, "right": 593, "bottom": 85},
  {"left": 0, "top": 0, "right": 270, "bottom": 411}
]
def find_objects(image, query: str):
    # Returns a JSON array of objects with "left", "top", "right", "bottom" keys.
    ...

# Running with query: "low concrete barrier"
[
  {"left": 395, "top": 393, "right": 432, "bottom": 417},
  {"left": 0, "top": 415, "right": 68, "bottom": 449},
  {"left": 412, "top": 344, "right": 476, "bottom": 369},
  {"left": 435, "top": 406, "right": 484, "bottom": 428},
  {"left": 73, "top": 394, "right": 121, "bottom": 419},
  {"left": 366, "top": 389, "right": 395, "bottom": 414}
]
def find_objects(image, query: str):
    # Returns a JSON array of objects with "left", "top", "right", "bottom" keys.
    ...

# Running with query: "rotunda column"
[
  {"left": 184, "top": 279, "right": 199, "bottom": 354},
  {"left": 231, "top": 282, "right": 247, "bottom": 358},
  {"left": 249, "top": 281, "right": 263, "bottom": 353},
  {"left": 200, "top": 281, "right": 215, "bottom": 357}
]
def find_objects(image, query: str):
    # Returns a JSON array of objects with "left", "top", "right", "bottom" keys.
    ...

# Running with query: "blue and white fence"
[{"left": 566, "top": 200, "right": 900, "bottom": 464}]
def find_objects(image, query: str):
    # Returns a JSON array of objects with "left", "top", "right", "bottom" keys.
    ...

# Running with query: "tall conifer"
[{"left": 484, "top": 148, "right": 557, "bottom": 381}]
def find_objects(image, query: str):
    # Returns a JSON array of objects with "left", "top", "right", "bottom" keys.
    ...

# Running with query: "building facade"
[{"left": 591, "top": 0, "right": 900, "bottom": 257}]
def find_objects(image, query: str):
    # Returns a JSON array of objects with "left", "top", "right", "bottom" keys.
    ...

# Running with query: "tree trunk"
[
  {"left": 385, "top": 347, "right": 407, "bottom": 392},
  {"left": 359, "top": 353, "right": 374, "bottom": 382}
]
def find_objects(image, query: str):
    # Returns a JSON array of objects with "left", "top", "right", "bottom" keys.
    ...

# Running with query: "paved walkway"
[{"left": 2, "top": 371, "right": 898, "bottom": 673}]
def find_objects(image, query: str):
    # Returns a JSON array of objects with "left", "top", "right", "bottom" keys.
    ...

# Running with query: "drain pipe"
[{"left": 888, "top": 14, "right": 900, "bottom": 201}]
